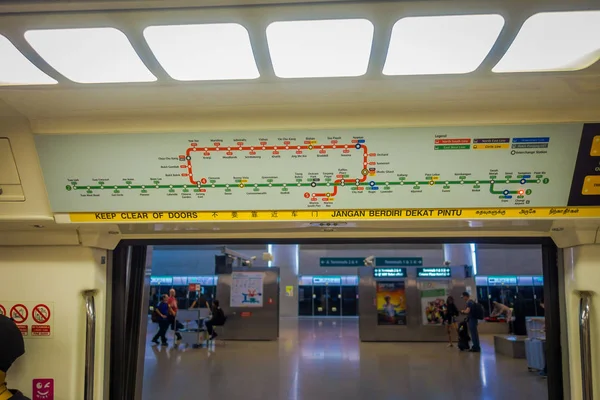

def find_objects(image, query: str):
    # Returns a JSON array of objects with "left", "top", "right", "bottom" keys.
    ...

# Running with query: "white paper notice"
[{"left": 230, "top": 272, "right": 265, "bottom": 308}]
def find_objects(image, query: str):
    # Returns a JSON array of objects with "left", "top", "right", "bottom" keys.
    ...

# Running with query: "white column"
[
  {"left": 563, "top": 244, "right": 600, "bottom": 400},
  {"left": 443, "top": 243, "right": 476, "bottom": 296},
  {"left": 271, "top": 244, "right": 299, "bottom": 318}
]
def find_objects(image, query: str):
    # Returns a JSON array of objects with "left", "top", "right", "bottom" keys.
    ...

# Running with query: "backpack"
[{"left": 472, "top": 302, "right": 485, "bottom": 320}]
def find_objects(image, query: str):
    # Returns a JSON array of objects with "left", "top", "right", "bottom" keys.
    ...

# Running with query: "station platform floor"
[{"left": 142, "top": 317, "right": 548, "bottom": 400}]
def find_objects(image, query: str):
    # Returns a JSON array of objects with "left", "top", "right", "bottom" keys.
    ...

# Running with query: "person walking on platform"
[
  {"left": 0, "top": 315, "right": 31, "bottom": 400},
  {"left": 168, "top": 289, "right": 183, "bottom": 342},
  {"left": 152, "top": 295, "right": 171, "bottom": 346},
  {"left": 461, "top": 292, "right": 481, "bottom": 353}
]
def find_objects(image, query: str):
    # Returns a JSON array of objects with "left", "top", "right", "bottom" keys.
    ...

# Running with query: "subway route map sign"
[{"left": 35, "top": 123, "right": 600, "bottom": 221}]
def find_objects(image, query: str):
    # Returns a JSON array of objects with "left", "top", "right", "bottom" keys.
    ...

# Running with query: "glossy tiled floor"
[{"left": 142, "top": 318, "right": 548, "bottom": 400}]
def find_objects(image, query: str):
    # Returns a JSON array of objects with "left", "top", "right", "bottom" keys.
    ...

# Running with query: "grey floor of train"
[{"left": 142, "top": 318, "right": 547, "bottom": 400}]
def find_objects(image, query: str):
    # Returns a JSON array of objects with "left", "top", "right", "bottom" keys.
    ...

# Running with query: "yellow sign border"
[{"left": 66, "top": 207, "right": 600, "bottom": 223}]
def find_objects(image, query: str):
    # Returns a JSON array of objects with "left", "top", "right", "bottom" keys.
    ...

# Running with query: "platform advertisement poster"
[
  {"left": 230, "top": 272, "right": 264, "bottom": 308},
  {"left": 420, "top": 288, "right": 448, "bottom": 326},
  {"left": 376, "top": 281, "right": 406, "bottom": 325}
]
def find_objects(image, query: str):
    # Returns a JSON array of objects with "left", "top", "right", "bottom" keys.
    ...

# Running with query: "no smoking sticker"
[{"left": 0, "top": 301, "right": 54, "bottom": 339}]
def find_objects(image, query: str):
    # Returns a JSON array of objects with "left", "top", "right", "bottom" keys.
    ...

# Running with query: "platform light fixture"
[
  {"left": 470, "top": 243, "right": 478, "bottom": 275},
  {"left": 383, "top": 14, "right": 505, "bottom": 76},
  {"left": 493, "top": 11, "right": 600, "bottom": 73},
  {"left": 268, "top": 244, "right": 273, "bottom": 267},
  {"left": 24, "top": 27, "right": 156, "bottom": 84},
  {"left": 266, "top": 18, "right": 374, "bottom": 78},
  {"left": 143, "top": 23, "right": 259, "bottom": 81},
  {"left": 0, "top": 34, "right": 57, "bottom": 85},
  {"left": 295, "top": 244, "right": 300, "bottom": 275}
]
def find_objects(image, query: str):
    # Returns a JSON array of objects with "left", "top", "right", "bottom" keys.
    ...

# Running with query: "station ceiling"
[{"left": 0, "top": 0, "right": 598, "bottom": 133}]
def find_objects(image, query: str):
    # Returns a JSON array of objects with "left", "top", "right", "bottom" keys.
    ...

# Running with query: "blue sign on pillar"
[{"left": 319, "top": 258, "right": 364, "bottom": 267}]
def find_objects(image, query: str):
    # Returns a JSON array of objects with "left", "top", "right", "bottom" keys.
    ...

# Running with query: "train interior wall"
[{"left": 0, "top": 245, "right": 108, "bottom": 400}]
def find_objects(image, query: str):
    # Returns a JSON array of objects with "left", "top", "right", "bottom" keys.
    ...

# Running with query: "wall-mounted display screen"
[
  {"left": 416, "top": 267, "right": 451, "bottom": 278},
  {"left": 373, "top": 268, "right": 407, "bottom": 278}
]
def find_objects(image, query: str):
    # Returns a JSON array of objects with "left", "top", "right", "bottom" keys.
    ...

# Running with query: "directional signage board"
[
  {"left": 35, "top": 124, "right": 597, "bottom": 215},
  {"left": 150, "top": 276, "right": 173, "bottom": 285},
  {"left": 375, "top": 257, "right": 422, "bottom": 267},
  {"left": 373, "top": 268, "right": 407, "bottom": 278},
  {"left": 313, "top": 276, "right": 342, "bottom": 285},
  {"left": 416, "top": 268, "right": 452, "bottom": 278},
  {"left": 320, "top": 258, "right": 364, "bottom": 267},
  {"left": 488, "top": 276, "right": 518, "bottom": 286}
]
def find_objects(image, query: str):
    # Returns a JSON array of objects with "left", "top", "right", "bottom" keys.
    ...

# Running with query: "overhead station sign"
[
  {"left": 416, "top": 268, "right": 452, "bottom": 278},
  {"left": 320, "top": 258, "right": 364, "bottom": 267},
  {"left": 373, "top": 268, "right": 407, "bottom": 278},
  {"left": 35, "top": 123, "right": 600, "bottom": 219},
  {"left": 375, "top": 257, "right": 422, "bottom": 266}
]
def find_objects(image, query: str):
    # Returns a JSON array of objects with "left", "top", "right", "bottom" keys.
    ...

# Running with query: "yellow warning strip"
[{"left": 66, "top": 207, "right": 600, "bottom": 223}]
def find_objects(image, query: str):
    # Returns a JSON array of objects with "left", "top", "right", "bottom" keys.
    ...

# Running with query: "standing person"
[
  {"left": 190, "top": 285, "right": 210, "bottom": 309},
  {"left": 0, "top": 315, "right": 31, "bottom": 400},
  {"left": 190, "top": 285, "right": 211, "bottom": 329},
  {"left": 152, "top": 295, "right": 170, "bottom": 346},
  {"left": 167, "top": 289, "right": 182, "bottom": 342},
  {"left": 205, "top": 300, "right": 226, "bottom": 340},
  {"left": 461, "top": 292, "right": 481, "bottom": 353},
  {"left": 443, "top": 296, "right": 459, "bottom": 347}
]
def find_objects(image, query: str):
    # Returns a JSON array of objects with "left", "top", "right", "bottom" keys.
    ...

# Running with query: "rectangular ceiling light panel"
[
  {"left": 493, "top": 11, "right": 600, "bottom": 73},
  {"left": 25, "top": 27, "right": 156, "bottom": 84},
  {"left": 383, "top": 14, "right": 505, "bottom": 75},
  {"left": 266, "top": 19, "right": 374, "bottom": 78},
  {"left": 144, "top": 24, "right": 259, "bottom": 81},
  {"left": 0, "top": 35, "right": 57, "bottom": 85}
]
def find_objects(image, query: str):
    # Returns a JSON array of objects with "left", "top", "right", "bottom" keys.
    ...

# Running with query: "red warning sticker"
[
  {"left": 10, "top": 304, "right": 28, "bottom": 324},
  {"left": 32, "top": 304, "right": 51, "bottom": 324},
  {"left": 0, "top": 301, "right": 54, "bottom": 339},
  {"left": 17, "top": 325, "right": 28, "bottom": 336},
  {"left": 31, "top": 325, "right": 51, "bottom": 337}
]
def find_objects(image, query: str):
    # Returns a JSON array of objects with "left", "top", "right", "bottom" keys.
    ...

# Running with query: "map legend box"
[
  {"left": 472, "top": 144, "right": 510, "bottom": 150},
  {"left": 434, "top": 144, "right": 470, "bottom": 150}
]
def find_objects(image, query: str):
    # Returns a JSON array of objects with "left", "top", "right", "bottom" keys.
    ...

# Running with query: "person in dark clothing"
[
  {"left": 443, "top": 296, "right": 460, "bottom": 347},
  {"left": 205, "top": 300, "right": 226, "bottom": 340},
  {"left": 461, "top": 292, "right": 481, "bottom": 353},
  {"left": 152, "top": 295, "right": 171, "bottom": 346},
  {"left": 0, "top": 315, "right": 31, "bottom": 400}
]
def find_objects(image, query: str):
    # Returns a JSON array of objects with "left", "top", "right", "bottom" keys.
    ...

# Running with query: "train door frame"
[{"left": 107, "top": 237, "right": 565, "bottom": 400}]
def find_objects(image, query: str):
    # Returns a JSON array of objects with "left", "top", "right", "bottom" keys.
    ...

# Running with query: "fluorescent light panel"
[
  {"left": 266, "top": 19, "right": 374, "bottom": 78},
  {"left": 25, "top": 27, "right": 156, "bottom": 84},
  {"left": 493, "top": 11, "right": 600, "bottom": 73},
  {"left": 0, "top": 35, "right": 57, "bottom": 85},
  {"left": 144, "top": 23, "right": 259, "bottom": 81},
  {"left": 384, "top": 14, "right": 505, "bottom": 76}
]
